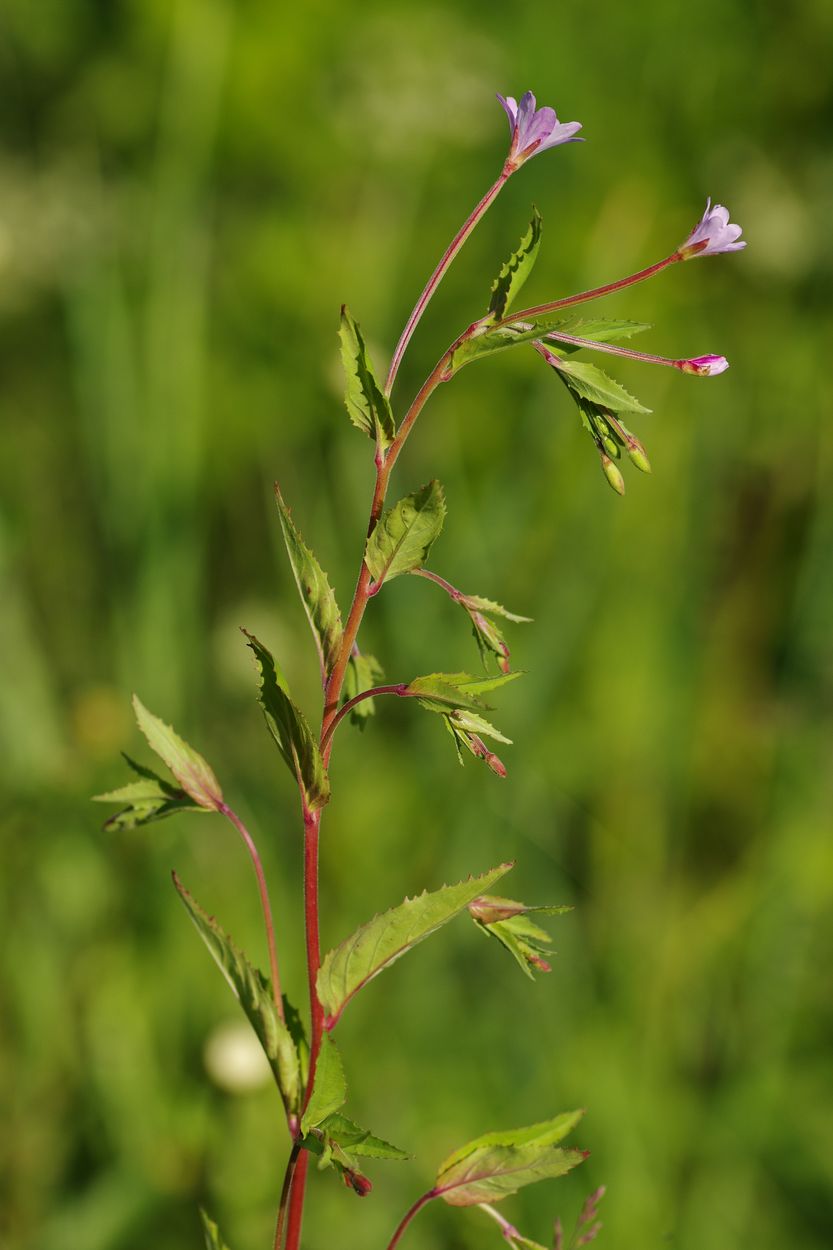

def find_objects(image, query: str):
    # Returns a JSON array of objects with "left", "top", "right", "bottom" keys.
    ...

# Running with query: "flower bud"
[
  {"left": 675, "top": 354, "right": 729, "bottom": 376},
  {"left": 626, "top": 438, "right": 652, "bottom": 474},
  {"left": 469, "top": 895, "right": 528, "bottom": 924},
  {"left": 600, "top": 453, "right": 625, "bottom": 496}
]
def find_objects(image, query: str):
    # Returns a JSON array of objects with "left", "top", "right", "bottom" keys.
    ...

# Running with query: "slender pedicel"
[
  {"left": 543, "top": 330, "right": 729, "bottom": 374},
  {"left": 385, "top": 1190, "right": 438, "bottom": 1250},
  {"left": 218, "top": 801, "right": 285, "bottom": 1023},
  {"left": 385, "top": 170, "right": 510, "bottom": 396},
  {"left": 507, "top": 253, "right": 680, "bottom": 323}
]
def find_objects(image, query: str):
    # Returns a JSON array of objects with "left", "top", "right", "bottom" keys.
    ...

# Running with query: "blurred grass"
[{"left": 2, "top": 1, "right": 833, "bottom": 1248}]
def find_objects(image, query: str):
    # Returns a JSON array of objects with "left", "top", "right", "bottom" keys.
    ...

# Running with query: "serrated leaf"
[
  {"left": 92, "top": 772, "right": 206, "bottom": 831},
  {"left": 301, "top": 1033, "right": 346, "bottom": 1133},
  {"left": 552, "top": 358, "right": 651, "bottom": 414},
  {"left": 435, "top": 1112, "right": 587, "bottom": 1207},
  {"left": 462, "top": 595, "right": 532, "bottom": 624},
  {"left": 487, "top": 208, "right": 543, "bottom": 322},
  {"left": 276, "top": 488, "right": 343, "bottom": 681},
  {"left": 132, "top": 696, "right": 223, "bottom": 810},
  {"left": 365, "top": 481, "right": 446, "bottom": 586},
  {"left": 317, "top": 862, "right": 513, "bottom": 1026},
  {"left": 405, "top": 670, "right": 521, "bottom": 714},
  {"left": 315, "top": 1112, "right": 410, "bottom": 1160},
  {"left": 242, "top": 631, "right": 330, "bottom": 812},
  {"left": 343, "top": 651, "right": 385, "bottom": 726},
  {"left": 471, "top": 894, "right": 570, "bottom": 979},
  {"left": 446, "top": 316, "right": 650, "bottom": 375},
  {"left": 200, "top": 1209, "right": 231, "bottom": 1250},
  {"left": 173, "top": 874, "right": 302, "bottom": 1114},
  {"left": 339, "top": 306, "right": 396, "bottom": 448}
]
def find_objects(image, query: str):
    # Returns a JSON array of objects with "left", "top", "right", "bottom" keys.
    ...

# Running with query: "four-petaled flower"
[
  {"left": 676, "top": 354, "right": 730, "bottom": 376},
  {"left": 678, "top": 198, "right": 745, "bottom": 259},
  {"left": 498, "top": 90, "right": 583, "bottom": 170}
]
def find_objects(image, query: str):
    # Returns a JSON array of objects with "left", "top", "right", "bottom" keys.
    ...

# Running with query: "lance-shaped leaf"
[
  {"left": 446, "top": 316, "right": 650, "bottom": 375},
  {"left": 317, "top": 862, "right": 513, "bottom": 1026},
  {"left": 200, "top": 1210, "right": 232, "bottom": 1250},
  {"left": 339, "top": 306, "right": 396, "bottom": 449},
  {"left": 343, "top": 650, "right": 385, "bottom": 727},
  {"left": 276, "top": 487, "right": 343, "bottom": 680},
  {"left": 406, "top": 670, "right": 522, "bottom": 714},
  {"left": 174, "top": 874, "right": 302, "bottom": 1115},
  {"left": 132, "top": 696, "right": 223, "bottom": 810},
  {"left": 487, "top": 208, "right": 543, "bottom": 323},
  {"left": 458, "top": 594, "right": 532, "bottom": 674},
  {"left": 93, "top": 755, "right": 207, "bottom": 830},
  {"left": 435, "top": 1111, "right": 588, "bottom": 1207},
  {"left": 443, "top": 709, "right": 511, "bottom": 778},
  {"left": 550, "top": 357, "right": 651, "bottom": 415},
  {"left": 313, "top": 1112, "right": 410, "bottom": 1160},
  {"left": 365, "top": 481, "right": 446, "bottom": 587},
  {"left": 469, "top": 895, "right": 572, "bottom": 979},
  {"left": 301, "top": 1033, "right": 346, "bottom": 1133},
  {"left": 242, "top": 630, "right": 330, "bottom": 812}
]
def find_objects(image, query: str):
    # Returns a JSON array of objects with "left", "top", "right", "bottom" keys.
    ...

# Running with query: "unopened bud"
[
  {"left": 469, "top": 895, "right": 528, "bottom": 924},
  {"left": 343, "top": 1168, "right": 372, "bottom": 1197},
  {"left": 626, "top": 439, "right": 651, "bottom": 474},
  {"left": 600, "top": 453, "right": 625, "bottom": 496},
  {"left": 470, "top": 734, "right": 508, "bottom": 778},
  {"left": 675, "top": 353, "right": 729, "bottom": 376}
]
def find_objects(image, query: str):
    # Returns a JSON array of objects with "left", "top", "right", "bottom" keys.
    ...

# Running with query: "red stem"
[
  {"left": 320, "top": 684, "right": 409, "bottom": 752},
  {"left": 218, "top": 801, "right": 285, "bottom": 1023},
  {"left": 384, "top": 167, "right": 511, "bottom": 396},
  {"left": 505, "top": 252, "right": 680, "bottom": 323},
  {"left": 385, "top": 1190, "right": 438, "bottom": 1250},
  {"left": 283, "top": 1150, "right": 310, "bottom": 1250},
  {"left": 273, "top": 1141, "right": 301, "bottom": 1250}
]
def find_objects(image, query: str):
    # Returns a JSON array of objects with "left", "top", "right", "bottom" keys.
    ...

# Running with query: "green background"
[{"left": 2, "top": 1, "right": 832, "bottom": 1248}]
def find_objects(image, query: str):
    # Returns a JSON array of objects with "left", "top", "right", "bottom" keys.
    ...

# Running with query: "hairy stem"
[
  {"left": 218, "top": 801, "right": 285, "bottom": 1022},
  {"left": 385, "top": 167, "right": 511, "bottom": 395},
  {"left": 385, "top": 1190, "right": 438, "bottom": 1250},
  {"left": 506, "top": 252, "right": 680, "bottom": 323},
  {"left": 544, "top": 328, "right": 689, "bottom": 368}
]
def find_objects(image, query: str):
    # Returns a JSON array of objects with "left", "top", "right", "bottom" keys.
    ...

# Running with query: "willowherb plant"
[{"left": 95, "top": 89, "right": 745, "bottom": 1250}]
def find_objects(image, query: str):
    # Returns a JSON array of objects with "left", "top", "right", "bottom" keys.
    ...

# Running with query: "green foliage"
[
  {"left": 458, "top": 594, "right": 531, "bottom": 674},
  {"left": 132, "top": 696, "right": 224, "bottom": 810},
  {"left": 92, "top": 755, "right": 207, "bottom": 830},
  {"left": 365, "top": 481, "right": 447, "bottom": 587},
  {"left": 446, "top": 316, "right": 649, "bottom": 375},
  {"left": 339, "top": 306, "right": 396, "bottom": 449},
  {"left": 173, "top": 874, "right": 303, "bottom": 1116},
  {"left": 487, "top": 208, "right": 543, "bottom": 322},
  {"left": 317, "top": 863, "right": 513, "bottom": 1026},
  {"left": 301, "top": 1033, "right": 346, "bottom": 1133},
  {"left": 276, "top": 487, "right": 343, "bottom": 681},
  {"left": 200, "top": 1209, "right": 232, "bottom": 1250},
  {"left": 405, "top": 670, "right": 521, "bottom": 713},
  {"left": 313, "top": 1113, "right": 409, "bottom": 1161},
  {"left": 435, "top": 1112, "right": 587, "bottom": 1207},
  {"left": 242, "top": 630, "right": 330, "bottom": 811},
  {"left": 541, "top": 318, "right": 651, "bottom": 349},
  {"left": 547, "top": 356, "right": 651, "bottom": 415},
  {"left": 342, "top": 649, "right": 385, "bottom": 726},
  {"left": 198, "top": 1210, "right": 230, "bottom": 1250},
  {"left": 469, "top": 895, "right": 572, "bottom": 979}
]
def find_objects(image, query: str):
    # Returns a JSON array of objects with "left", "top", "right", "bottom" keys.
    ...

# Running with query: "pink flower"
[
  {"left": 675, "top": 354, "right": 730, "bottom": 376},
  {"left": 679, "top": 199, "right": 745, "bottom": 258},
  {"left": 497, "top": 90, "right": 583, "bottom": 170}
]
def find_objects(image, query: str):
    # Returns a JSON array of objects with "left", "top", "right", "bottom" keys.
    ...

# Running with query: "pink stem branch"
[
  {"left": 385, "top": 1190, "right": 438, "bottom": 1250},
  {"left": 505, "top": 252, "right": 680, "bottom": 324},
  {"left": 320, "top": 684, "right": 409, "bottom": 752}
]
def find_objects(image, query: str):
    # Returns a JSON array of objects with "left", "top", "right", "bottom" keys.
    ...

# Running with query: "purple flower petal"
[
  {"left": 498, "top": 88, "right": 584, "bottom": 168},
  {"left": 680, "top": 198, "right": 746, "bottom": 258},
  {"left": 676, "top": 354, "right": 730, "bottom": 376}
]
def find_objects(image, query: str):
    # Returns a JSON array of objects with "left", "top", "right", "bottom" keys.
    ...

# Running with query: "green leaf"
[
  {"left": 173, "top": 874, "right": 302, "bottom": 1114},
  {"left": 200, "top": 1209, "right": 232, "bottom": 1250},
  {"left": 551, "top": 357, "right": 651, "bottom": 414},
  {"left": 276, "top": 488, "right": 343, "bottom": 680},
  {"left": 487, "top": 208, "right": 543, "bottom": 322},
  {"left": 314, "top": 1112, "right": 410, "bottom": 1160},
  {"left": 93, "top": 755, "right": 206, "bottom": 830},
  {"left": 446, "top": 316, "right": 650, "bottom": 375},
  {"left": 406, "top": 670, "right": 521, "bottom": 713},
  {"left": 461, "top": 595, "right": 532, "bottom": 624},
  {"left": 343, "top": 650, "right": 385, "bottom": 726},
  {"left": 435, "top": 1112, "right": 588, "bottom": 1207},
  {"left": 339, "top": 306, "right": 396, "bottom": 449},
  {"left": 132, "top": 696, "right": 223, "bottom": 810},
  {"left": 317, "top": 862, "right": 513, "bottom": 1026},
  {"left": 300, "top": 1033, "right": 346, "bottom": 1133},
  {"left": 242, "top": 631, "right": 330, "bottom": 812},
  {"left": 365, "top": 481, "right": 446, "bottom": 586}
]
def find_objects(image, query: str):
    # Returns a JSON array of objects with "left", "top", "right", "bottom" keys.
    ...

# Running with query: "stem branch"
[
  {"left": 385, "top": 1190, "right": 438, "bottom": 1250},
  {"left": 218, "top": 801, "right": 285, "bottom": 1022},
  {"left": 505, "top": 252, "right": 680, "bottom": 323}
]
